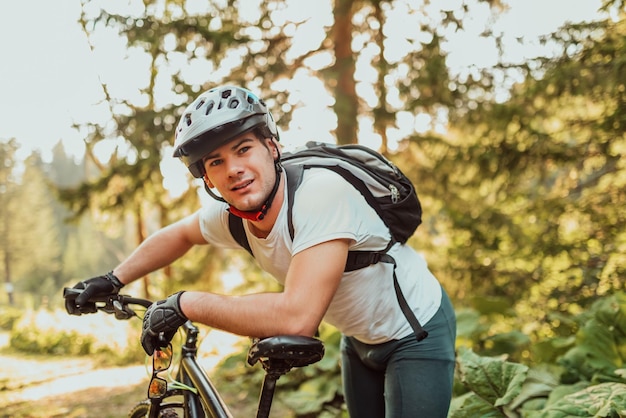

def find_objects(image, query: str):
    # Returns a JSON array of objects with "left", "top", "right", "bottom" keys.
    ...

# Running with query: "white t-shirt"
[{"left": 198, "top": 168, "right": 442, "bottom": 344}]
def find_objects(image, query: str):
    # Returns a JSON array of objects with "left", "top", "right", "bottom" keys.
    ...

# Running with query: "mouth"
[{"left": 231, "top": 179, "right": 253, "bottom": 192}]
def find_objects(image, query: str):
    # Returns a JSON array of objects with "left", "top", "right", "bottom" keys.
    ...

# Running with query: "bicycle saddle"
[{"left": 247, "top": 335, "right": 324, "bottom": 368}]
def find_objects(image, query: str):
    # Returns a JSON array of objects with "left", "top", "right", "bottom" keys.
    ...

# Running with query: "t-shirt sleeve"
[
  {"left": 290, "top": 169, "right": 390, "bottom": 255},
  {"left": 197, "top": 201, "right": 243, "bottom": 250}
]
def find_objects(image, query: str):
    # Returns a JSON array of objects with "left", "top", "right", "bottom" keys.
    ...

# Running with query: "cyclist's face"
[{"left": 202, "top": 133, "right": 278, "bottom": 212}]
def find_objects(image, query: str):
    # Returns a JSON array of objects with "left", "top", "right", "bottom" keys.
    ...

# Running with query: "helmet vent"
[
  {"left": 205, "top": 101, "right": 214, "bottom": 115},
  {"left": 173, "top": 86, "right": 279, "bottom": 178}
]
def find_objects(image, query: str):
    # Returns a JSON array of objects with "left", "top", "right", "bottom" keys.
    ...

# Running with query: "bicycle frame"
[
  {"left": 143, "top": 320, "right": 232, "bottom": 418},
  {"left": 176, "top": 322, "right": 232, "bottom": 418},
  {"left": 64, "top": 288, "right": 324, "bottom": 418}
]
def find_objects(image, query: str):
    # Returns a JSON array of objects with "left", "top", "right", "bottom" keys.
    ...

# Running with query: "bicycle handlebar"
[{"left": 63, "top": 287, "right": 152, "bottom": 320}]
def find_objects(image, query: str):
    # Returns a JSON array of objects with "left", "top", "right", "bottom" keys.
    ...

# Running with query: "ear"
[
  {"left": 267, "top": 138, "right": 280, "bottom": 159},
  {"left": 203, "top": 173, "right": 214, "bottom": 188}
]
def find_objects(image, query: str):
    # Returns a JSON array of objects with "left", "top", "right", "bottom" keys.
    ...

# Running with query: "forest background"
[{"left": 1, "top": 0, "right": 625, "bottom": 417}]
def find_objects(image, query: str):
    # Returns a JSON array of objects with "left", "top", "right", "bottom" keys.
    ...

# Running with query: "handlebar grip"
[
  {"left": 63, "top": 287, "right": 82, "bottom": 299},
  {"left": 62, "top": 287, "right": 115, "bottom": 303},
  {"left": 64, "top": 287, "right": 152, "bottom": 309}
]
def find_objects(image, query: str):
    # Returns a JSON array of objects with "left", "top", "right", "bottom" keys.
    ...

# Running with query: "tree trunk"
[
  {"left": 4, "top": 251, "right": 14, "bottom": 305},
  {"left": 332, "top": 0, "right": 358, "bottom": 145}
]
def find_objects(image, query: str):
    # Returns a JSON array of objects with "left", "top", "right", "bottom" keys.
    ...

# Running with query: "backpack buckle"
[{"left": 345, "top": 251, "right": 394, "bottom": 272}]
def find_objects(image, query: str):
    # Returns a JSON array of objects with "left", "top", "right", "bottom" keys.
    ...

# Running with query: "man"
[{"left": 65, "top": 85, "right": 456, "bottom": 417}]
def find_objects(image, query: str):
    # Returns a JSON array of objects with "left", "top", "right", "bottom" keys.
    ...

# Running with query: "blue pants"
[{"left": 340, "top": 289, "right": 456, "bottom": 418}]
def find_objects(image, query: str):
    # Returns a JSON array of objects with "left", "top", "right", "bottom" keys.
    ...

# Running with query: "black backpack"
[{"left": 228, "top": 141, "right": 428, "bottom": 341}]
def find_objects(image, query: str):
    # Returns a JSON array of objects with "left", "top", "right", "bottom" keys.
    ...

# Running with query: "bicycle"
[{"left": 63, "top": 287, "right": 325, "bottom": 418}]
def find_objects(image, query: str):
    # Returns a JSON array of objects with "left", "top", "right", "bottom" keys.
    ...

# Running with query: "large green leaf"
[
  {"left": 595, "top": 293, "right": 626, "bottom": 336},
  {"left": 509, "top": 365, "right": 560, "bottom": 411},
  {"left": 527, "top": 382, "right": 626, "bottom": 418},
  {"left": 456, "top": 347, "right": 529, "bottom": 407},
  {"left": 449, "top": 392, "right": 507, "bottom": 418},
  {"left": 559, "top": 293, "right": 626, "bottom": 382}
]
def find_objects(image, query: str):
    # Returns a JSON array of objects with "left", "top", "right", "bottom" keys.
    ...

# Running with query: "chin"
[{"left": 232, "top": 199, "right": 262, "bottom": 212}]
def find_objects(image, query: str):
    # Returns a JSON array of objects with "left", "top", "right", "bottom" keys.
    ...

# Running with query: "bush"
[
  {"left": 8, "top": 308, "right": 145, "bottom": 365},
  {"left": 450, "top": 292, "right": 626, "bottom": 417},
  {"left": 211, "top": 324, "right": 346, "bottom": 417},
  {"left": 0, "top": 306, "right": 23, "bottom": 331}
]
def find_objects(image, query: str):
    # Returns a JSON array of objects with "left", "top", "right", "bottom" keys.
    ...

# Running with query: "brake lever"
[
  {"left": 112, "top": 299, "right": 136, "bottom": 320},
  {"left": 99, "top": 295, "right": 136, "bottom": 320}
]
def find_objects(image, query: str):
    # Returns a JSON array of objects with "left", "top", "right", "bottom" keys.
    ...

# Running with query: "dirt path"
[
  {"left": 0, "top": 353, "right": 146, "bottom": 401},
  {"left": 0, "top": 331, "right": 256, "bottom": 418},
  {"left": 0, "top": 332, "right": 148, "bottom": 417}
]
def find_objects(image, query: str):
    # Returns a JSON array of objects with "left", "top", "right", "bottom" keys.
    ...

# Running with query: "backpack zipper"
[{"left": 390, "top": 184, "right": 400, "bottom": 203}]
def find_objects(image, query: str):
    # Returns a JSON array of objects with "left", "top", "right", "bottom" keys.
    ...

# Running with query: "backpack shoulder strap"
[
  {"left": 228, "top": 211, "right": 252, "bottom": 256},
  {"left": 284, "top": 163, "right": 305, "bottom": 240}
]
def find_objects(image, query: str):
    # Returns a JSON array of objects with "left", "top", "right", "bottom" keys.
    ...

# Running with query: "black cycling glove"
[
  {"left": 141, "top": 291, "right": 188, "bottom": 355},
  {"left": 64, "top": 271, "right": 125, "bottom": 315}
]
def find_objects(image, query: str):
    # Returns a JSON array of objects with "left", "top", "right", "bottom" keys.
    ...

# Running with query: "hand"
[
  {"left": 141, "top": 292, "right": 188, "bottom": 355},
  {"left": 64, "top": 272, "right": 125, "bottom": 315}
]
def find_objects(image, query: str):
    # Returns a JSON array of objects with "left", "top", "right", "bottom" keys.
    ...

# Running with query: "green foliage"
[
  {"left": 527, "top": 383, "right": 626, "bottom": 418},
  {"left": 212, "top": 325, "right": 344, "bottom": 417},
  {"left": 210, "top": 292, "right": 626, "bottom": 417},
  {"left": 208, "top": 292, "right": 626, "bottom": 417},
  {"left": 7, "top": 308, "right": 144, "bottom": 366},
  {"left": 455, "top": 347, "right": 529, "bottom": 413},
  {"left": 450, "top": 292, "right": 626, "bottom": 417},
  {"left": 0, "top": 139, "right": 125, "bottom": 309},
  {"left": 405, "top": 8, "right": 626, "bottom": 335},
  {"left": 455, "top": 301, "right": 532, "bottom": 363},
  {"left": 274, "top": 327, "right": 345, "bottom": 417},
  {"left": 0, "top": 306, "right": 22, "bottom": 330},
  {"left": 3, "top": 2, "right": 626, "bottom": 416},
  {"left": 559, "top": 292, "right": 626, "bottom": 384}
]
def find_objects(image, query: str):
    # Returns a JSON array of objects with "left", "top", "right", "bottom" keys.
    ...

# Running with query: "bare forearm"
[
  {"left": 177, "top": 240, "right": 349, "bottom": 339},
  {"left": 179, "top": 291, "right": 319, "bottom": 339},
  {"left": 113, "top": 216, "right": 205, "bottom": 284}
]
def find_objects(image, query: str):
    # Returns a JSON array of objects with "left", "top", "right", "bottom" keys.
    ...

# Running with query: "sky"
[
  {"left": 0, "top": 0, "right": 100, "bottom": 160},
  {"left": 0, "top": 0, "right": 604, "bottom": 165}
]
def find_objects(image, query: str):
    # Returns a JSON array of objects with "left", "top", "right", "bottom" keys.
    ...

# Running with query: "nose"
[{"left": 224, "top": 157, "right": 245, "bottom": 178}]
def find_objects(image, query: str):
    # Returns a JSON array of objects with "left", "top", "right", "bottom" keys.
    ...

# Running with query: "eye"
[
  {"left": 237, "top": 146, "right": 251, "bottom": 154},
  {"left": 203, "top": 157, "right": 222, "bottom": 168}
]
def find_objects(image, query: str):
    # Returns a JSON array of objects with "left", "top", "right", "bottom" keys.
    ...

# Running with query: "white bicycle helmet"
[{"left": 172, "top": 86, "right": 279, "bottom": 178}]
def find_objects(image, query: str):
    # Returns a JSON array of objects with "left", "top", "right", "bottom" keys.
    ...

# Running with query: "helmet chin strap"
[{"left": 228, "top": 161, "right": 283, "bottom": 221}]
